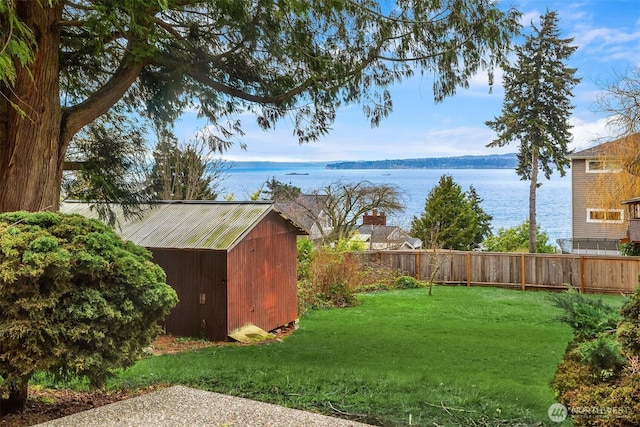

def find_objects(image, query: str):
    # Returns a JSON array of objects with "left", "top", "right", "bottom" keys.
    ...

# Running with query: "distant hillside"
[{"left": 326, "top": 153, "right": 517, "bottom": 169}]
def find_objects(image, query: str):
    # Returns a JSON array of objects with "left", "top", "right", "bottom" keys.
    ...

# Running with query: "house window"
[
  {"left": 586, "top": 209, "right": 624, "bottom": 223},
  {"left": 586, "top": 160, "right": 620, "bottom": 173}
]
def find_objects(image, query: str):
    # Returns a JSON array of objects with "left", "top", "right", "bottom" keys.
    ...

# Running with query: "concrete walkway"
[{"left": 36, "top": 386, "right": 376, "bottom": 427}]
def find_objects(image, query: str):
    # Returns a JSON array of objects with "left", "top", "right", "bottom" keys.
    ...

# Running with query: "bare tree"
[
  {"left": 595, "top": 66, "right": 640, "bottom": 137},
  {"left": 588, "top": 67, "right": 640, "bottom": 220},
  {"left": 293, "top": 181, "right": 404, "bottom": 245}
]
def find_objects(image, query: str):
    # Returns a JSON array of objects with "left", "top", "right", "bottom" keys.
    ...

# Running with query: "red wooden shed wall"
[
  {"left": 149, "top": 248, "right": 229, "bottom": 341},
  {"left": 226, "top": 210, "right": 299, "bottom": 334}
]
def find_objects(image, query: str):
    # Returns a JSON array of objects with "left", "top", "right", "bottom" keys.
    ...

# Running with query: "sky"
[{"left": 174, "top": 0, "right": 640, "bottom": 163}]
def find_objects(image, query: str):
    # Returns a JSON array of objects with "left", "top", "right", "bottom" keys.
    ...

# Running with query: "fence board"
[{"left": 365, "top": 250, "right": 639, "bottom": 294}]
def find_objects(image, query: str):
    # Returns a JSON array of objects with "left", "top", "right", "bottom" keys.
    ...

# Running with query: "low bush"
[
  {"left": 296, "top": 238, "right": 314, "bottom": 281},
  {"left": 547, "top": 288, "right": 621, "bottom": 340},
  {"left": 395, "top": 275, "right": 423, "bottom": 289},
  {"left": 551, "top": 349, "right": 598, "bottom": 398},
  {"left": 618, "top": 285, "right": 640, "bottom": 357},
  {"left": 297, "top": 243, "right": 364, "bottom": 314},
  {"left": 551, "top": 286, "right": 639, "bottom": 426},
  {"left": 554, "top": 358, "right": 640, "bottom": 427},
  {"left": 619, "top": 242, "right": 640, "bottom": 256},
  {"left": 297, "top": 241, "right": 399, "bottom": 314},
  {"left": 297, "top": 279, "right": 329, "bottom": 314},
  {"left": 577, "top": 335, "right": 625, "bottom": 371}
]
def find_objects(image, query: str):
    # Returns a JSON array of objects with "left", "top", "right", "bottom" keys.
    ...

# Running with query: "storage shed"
[{"left": 60, "top": 201, "right": 307, "bottom": 341}]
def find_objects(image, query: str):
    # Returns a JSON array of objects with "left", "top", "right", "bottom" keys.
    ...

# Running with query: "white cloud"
[
  {"left": 571, "top": 26, "right": 640, "bottom": 63},
  {"left": 569, "top": 116, "right": 615, "bottom": 151}
]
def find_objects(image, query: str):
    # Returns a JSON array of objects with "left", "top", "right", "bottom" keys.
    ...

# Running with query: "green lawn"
[{"left": 108, "top": 286, "right": 605, "bottom": 426}]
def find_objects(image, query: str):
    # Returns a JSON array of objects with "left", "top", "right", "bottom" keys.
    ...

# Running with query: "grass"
[{"left": 103, "top": 286, "right": 620, "bottom": 426}]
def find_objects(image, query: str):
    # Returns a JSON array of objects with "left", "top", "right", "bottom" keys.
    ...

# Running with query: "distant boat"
[
  {"left": 286, "top": 172, "right": 309, "bottom": 175},
  {"left": 382, "top": 173, "right": 391, "bottom": 176}
]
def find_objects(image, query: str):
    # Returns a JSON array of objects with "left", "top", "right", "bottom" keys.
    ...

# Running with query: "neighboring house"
[
  {"left": 563, "top": 137, "right": 629, "bottom": 255},
  {"left": 621, "top": 197, "right": 640, "bottom": 243},
  {"left": 60, "top": 200, "right": 307, "bottom": 341},
  {"left": 274, "top": 194, "right": 333, "bottom": 242},
  {"left": 355, "top": 210, "right": 422, "bottom": 250}
]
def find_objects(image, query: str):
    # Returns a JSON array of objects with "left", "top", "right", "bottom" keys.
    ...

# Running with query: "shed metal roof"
[{"left": 60, "top": 201, "right": 306, "bottom": 250}]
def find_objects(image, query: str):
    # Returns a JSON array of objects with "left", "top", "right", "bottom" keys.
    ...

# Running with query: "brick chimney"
[{"left": 362, "top": 209, "right": 386, "bottom": 226}]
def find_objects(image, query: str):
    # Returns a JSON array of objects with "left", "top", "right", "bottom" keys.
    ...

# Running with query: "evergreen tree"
[
  {"left": 486, "top": 10, "right": 580, "bottom": 253},
  {"left": 411, "top": 175, "right": 486, "bottom": 251},
  {"left": 148, "top": 129, "right": 226, "bottom": 201},
  {"left": 0, "top": 212, "right": 177, "bottom": 413},
  {"left": 61, "top": 114, "right": 152, "bottom": 226},
  {"left": 468, "top": 185, "right": 493, "bottom": 246},
  {"left": 262, "top": 177, "right": 302, "bottom": 201}
]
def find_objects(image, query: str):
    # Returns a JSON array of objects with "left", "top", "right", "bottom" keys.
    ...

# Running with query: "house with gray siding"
[{"left": 564, "top": 137, "right": 628, "bottom": 254}]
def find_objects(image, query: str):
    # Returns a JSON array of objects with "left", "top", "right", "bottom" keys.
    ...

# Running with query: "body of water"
[{"left": 221, "top": 163, "right": 571, "bottom": 246}]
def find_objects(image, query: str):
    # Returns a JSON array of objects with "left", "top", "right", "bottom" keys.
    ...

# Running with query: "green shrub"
[
  {"left": 0, "top": 212, "right": 178, "bottom": 414},
  {"left": 354, "top": 282, "right": 394, "bottom": 293},
  {"left": 618, "top": 284, "right": 640, "bottom": 357},
  {"left": 296, "top": 238, "right": 314, "bottom": 280},
  {"left": 481, "top": 220, "right": 556, "bottom": 253},
  {"left": 548, "top": 288, "right": 621, "bottom": 340},
  {"left": 395, "top": 275, "right": 422, "bottom": 289},
  {"left": 577, "top": 335, "right": 625, "bottom": 371},
  {"left": 552, "top": 283, "right": 640, "bottom": 427},
  {"left": 620, "top": 242, "right": 640, "bottom": 256},
  {"left": 322, "top": 283, "right": 359, "bottom": 307},
  {"left": 297, "top": 279, "right": 330, "bottom": 315},
  {"left": 552, "top": 349, "right": 597, "bottom": 398}
]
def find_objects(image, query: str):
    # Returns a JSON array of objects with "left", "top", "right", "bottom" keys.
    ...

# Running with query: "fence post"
[
  {"left": 415, "top": 251, "right": 421, "bottom": 281},
  {"left": 466, "top": 252, "right": 471, "bottom": 287},
  {"left": 521, "top": 253, "right": 526, "bottom": 291},
  {"left": 580, "top": 256, "right": 585, "bottom": 293}
]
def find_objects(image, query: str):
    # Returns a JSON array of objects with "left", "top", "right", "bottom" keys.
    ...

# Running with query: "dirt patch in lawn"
[{"left": 0, "top": 328, "right": 295, "bottom": 426}]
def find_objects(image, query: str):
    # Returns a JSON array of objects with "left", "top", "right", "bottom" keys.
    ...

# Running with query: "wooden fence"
[{"left": 365, "top": 250, "right": 640, "bottom": 295}]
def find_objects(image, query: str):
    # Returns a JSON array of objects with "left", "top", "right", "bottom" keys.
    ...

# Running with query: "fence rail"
[{"left": 365, "top": 250, "right": 640, "bottom": 294}]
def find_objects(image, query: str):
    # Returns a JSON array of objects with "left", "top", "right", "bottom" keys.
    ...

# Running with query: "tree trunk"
[
  {"left": 529, "top": 151, "right": 539, "bottom": 253},
  {"left": 0, "top": 4, "right": 65, "bottom": 213},
  {"left": 0, "top": 380, "right": 29, "bottom": 415}
]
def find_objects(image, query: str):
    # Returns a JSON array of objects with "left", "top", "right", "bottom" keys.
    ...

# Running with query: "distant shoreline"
[
  {"left": 229, "top": 153, "right": 518, "bottom": 170},
  {"left": 325, "top": 153, "right": 517, "bottom": 170}
]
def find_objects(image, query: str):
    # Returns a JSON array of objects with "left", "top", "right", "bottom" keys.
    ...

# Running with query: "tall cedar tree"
[
  {"left": 485, "top": 10, "right": 580, "bottom": 253},
  {"left": 0, "top": 1, "right": 520, "bottom": 213},
  {"left": 411, "top": 174, "right": 488, "bottom": 250}
]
